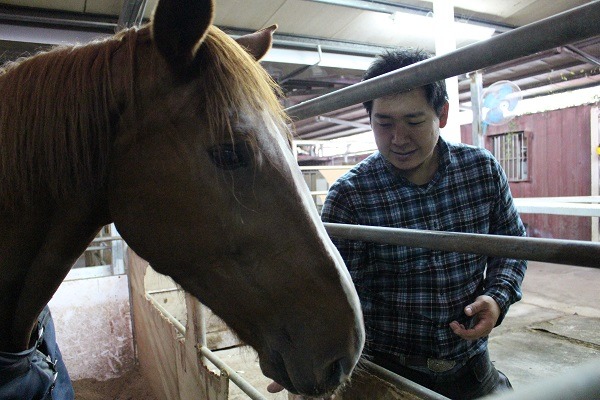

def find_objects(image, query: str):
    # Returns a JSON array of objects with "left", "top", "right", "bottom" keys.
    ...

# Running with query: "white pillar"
[
  {"left": 591, "top": 107, "right": 599, "bottom": 242},
  {"left": 433, "top": 0, "right": 461, "bottom": 143}
]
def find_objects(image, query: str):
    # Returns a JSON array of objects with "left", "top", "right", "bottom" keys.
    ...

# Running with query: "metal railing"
[
  {"left": 324, "top": 223, "right": 600, "bottom": 268},
  {"left": 281, "top": 2, "right": 600, "bottom": 399},
  {"left": 130, "top": 3, "right": 600, "bottom": 399},
  {"left": 285, "top": 1, "right": 600, "bottom": 121}
]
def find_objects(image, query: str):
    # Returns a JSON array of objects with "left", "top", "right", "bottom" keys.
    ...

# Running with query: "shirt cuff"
[{"left": 484, "top": 287, "right": 512, "bottom": 327}]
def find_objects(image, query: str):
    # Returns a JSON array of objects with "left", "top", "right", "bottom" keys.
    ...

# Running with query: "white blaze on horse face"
[
  {"left": 255, "top": 109, "right": 365, "bottom": 347},
  {"left": 261, "top": 111, "right": 362, "bottom": 300}
]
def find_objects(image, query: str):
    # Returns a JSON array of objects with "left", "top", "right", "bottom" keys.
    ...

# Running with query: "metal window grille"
[{"left": 491, "top": 131, "right": 528, "bottom": 181}]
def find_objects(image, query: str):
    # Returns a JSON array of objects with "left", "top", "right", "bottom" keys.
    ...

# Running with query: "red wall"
[{"left": 461, "top": 105, "right": 593, "bottom": 240}]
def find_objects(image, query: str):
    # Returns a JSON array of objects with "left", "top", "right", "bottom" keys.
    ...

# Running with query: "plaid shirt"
[{"left": 321, "top": 138, "right": 527, "bottom": 362}]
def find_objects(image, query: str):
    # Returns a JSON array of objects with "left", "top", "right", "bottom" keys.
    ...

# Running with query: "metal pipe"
[
  {"left": 562, "top": 45, "right": 600, "bottom": 66},
  {"left": 91, "top": 236, "right": 123, "bottom": 243},
  {"left": 324, "top": 223, "right": 600, "bottom": 268},
  {"left": 198, "top": 346, "right": 267, "bottom": 400},
  {"left": 469, "top": 71, "right": 483, "bottom": 147},
  {"left": 317, "top": 115, "right": 371, "bottom": 129},
  {"left": 285, "top": 1, "right": 600, "bottom": 121},
  {"left": 145, "top": 293, "right": 186, "bottom": 335},
  {"left": 279, "top": 45, "right": 322, "bottom": 85},
  {"left": 364, "top": 360, "right": 450, "bottom": 400}
]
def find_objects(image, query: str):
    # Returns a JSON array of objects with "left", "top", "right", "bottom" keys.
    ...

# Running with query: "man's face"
[{"left": 371, "top": 88, "right": 448, "bottom": 184}]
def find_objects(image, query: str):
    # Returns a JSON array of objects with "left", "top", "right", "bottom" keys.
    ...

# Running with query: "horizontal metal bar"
[
  {"left": 298, "top": 165, "right": 352, "bottom": 170},
  {"left": 64, "top": 265, "right": 113, "bottom": 281},
  {"left": 364, "top": 360, "right": 450, "bottom": 400},
  {"left": 317, "top": 115, "right": 371, "bottom": 129},
  {"left": 91, "top": 236, "right": 123, "bottom": 243},
  {"left": 145, "top": 292, "right": 186, "bottom": 335},
  {"left": 146, "top": 287, "right": 180, "bottom": 295},
  {"left": 285, "top": 1, "right": 600, "bottom": 121},
  {"left": 199, "top": 346, "right": 267, "bottom": 400},
  {"left": 514, "top": 201, "right": 600, "bottom": 217},
  {"left": 324, "top": 223, "right": 600, "bottom": 268},
  {"left": 515, "top": 196, "right": 600, "bottom": 203}
]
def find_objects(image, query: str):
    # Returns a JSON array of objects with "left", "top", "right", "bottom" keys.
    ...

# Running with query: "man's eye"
[
  {"left": 377, "top": 122, "right": 392, "bottom": 127},
  {"left": 208, "top": 143, "right": 251, "bottom": 170},
  {"left": 408, "top": 120, "right": 425, "bottom": 126}
]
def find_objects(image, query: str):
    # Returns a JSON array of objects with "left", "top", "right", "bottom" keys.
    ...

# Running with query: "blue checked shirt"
[{"left": 321, "top": 138, "right": 527, "bottom": 362}]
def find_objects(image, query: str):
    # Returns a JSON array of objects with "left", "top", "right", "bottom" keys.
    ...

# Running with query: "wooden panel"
[
  {"left": 128, "top": 249, "right": 228, "bottom": 400},
  {"left": 461, "top": 105, "right": 593, "bottom": 240}
]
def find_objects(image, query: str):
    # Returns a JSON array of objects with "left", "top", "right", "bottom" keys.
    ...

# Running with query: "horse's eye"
[{"left": 208, "top": 143, "right": 251, "bottom": 170}]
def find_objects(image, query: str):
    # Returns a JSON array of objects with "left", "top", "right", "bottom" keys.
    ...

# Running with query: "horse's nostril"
[
  {"left": 325, "top": 357, "right": 349, "bottom": 387},
  {"left": 330, "top": 358, "right": 343, "bottom": 381}
]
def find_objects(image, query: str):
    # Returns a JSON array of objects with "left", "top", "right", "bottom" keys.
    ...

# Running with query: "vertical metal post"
[
  {"left": 591, "top": 107, "right": 599, "bottom": 242},
  {"left": 470, "top": 71, "right": 484, "bottom": 147},
  {"left": 110, "top": 223, "right": 125, "bottom": 275}
]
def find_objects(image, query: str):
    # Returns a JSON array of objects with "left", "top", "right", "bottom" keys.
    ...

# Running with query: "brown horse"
[{"left": 0, "top": 0, "right": 364, "bottom": 396}]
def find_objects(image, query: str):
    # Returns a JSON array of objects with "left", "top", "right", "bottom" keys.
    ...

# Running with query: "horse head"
[{"left": 107, "top": 0, "right": 364, "bottom": 396}]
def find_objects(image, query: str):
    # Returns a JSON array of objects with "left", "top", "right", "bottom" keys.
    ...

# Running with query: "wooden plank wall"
[
  {"left": 461, "top": 105, "right": 594, "bottom": 241},
  {"left": 127, "top": 249, "right": 228, "bottom": 400}
]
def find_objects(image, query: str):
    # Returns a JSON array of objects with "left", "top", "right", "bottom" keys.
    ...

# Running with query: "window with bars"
[{"left": 489, "top": 131, "right": 529, "bottom": 181}]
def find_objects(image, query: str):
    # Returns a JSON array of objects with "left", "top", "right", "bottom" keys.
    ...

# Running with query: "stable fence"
[
  {"left": 130, "top": 2, "right": 600, "bottom": 400},
  {"left": 286, "top": 1, "right": 600, "bottom": 271},
  {"left": 281, "top": 1, "right": 600, "bottom": 399}
]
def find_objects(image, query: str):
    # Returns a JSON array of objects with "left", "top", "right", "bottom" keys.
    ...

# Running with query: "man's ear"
[{"left": 438, "top": 102, "right": 450, "bottom": 128}]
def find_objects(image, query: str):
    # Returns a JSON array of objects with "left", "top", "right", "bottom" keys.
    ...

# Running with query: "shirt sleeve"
[
  {"left": 321, "top": 181, "right": 367, "bottom": 282},
  {"left": 484, "top": 158, "right": 528, "bottom": 326}
]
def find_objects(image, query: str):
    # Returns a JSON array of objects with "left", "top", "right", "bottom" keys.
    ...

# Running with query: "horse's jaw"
[{"left": 167, "top": 256, "right": 363, "bottom": 398}]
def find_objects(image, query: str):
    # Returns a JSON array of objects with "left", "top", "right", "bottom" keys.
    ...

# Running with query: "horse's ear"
[
  {"left": 152, "top": 0, "right": 214, "bottom": 71},
  {"left": 236, "top": 25, "right": 277, "bottom": 61}
]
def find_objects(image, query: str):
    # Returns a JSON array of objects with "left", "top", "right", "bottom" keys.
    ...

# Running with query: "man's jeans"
[{"left": 0, "top": 306, "right": 74, "bottom": 400}]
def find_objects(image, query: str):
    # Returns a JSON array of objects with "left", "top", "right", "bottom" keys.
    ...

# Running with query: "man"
[{"left": 320, "top": 48, "right": 527, "bottom": 399}]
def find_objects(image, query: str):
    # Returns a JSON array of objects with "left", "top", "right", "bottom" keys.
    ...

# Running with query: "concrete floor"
[{"left": 488, "top": 261, "right": 600, "bottom": 390}]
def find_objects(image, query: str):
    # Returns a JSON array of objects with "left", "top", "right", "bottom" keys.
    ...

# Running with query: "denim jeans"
[
  {"left": 370, "top": 348, "right": 512, "bottom": 399},
  {"left": 0, "top": 306, "right": 74, "bottom": 400}
]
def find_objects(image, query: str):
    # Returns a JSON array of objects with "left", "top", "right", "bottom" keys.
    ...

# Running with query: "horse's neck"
[{"left": 0, "top": 200, "right": 109, "bottom": 352}]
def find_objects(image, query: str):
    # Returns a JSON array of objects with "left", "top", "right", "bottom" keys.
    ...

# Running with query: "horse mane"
[
  {"left": 0, "top": 24, "right": 290, "bottom": 210},
  {"left": 0, "top": 29, "right": 137, "bottom": 209}
]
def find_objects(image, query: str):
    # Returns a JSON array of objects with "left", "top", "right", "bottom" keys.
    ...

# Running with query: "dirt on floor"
[{"left": 72, "top": 366, "right": 157, "bottom": 400}]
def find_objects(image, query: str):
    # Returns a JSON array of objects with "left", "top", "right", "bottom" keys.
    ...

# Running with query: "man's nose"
[{"left": 391, "top": 128, "right": 409, "bottom": 145}]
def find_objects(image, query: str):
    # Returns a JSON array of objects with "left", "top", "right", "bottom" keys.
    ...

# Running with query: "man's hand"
[
  {"left": 450, "top": 295, "right": 501, "bottom": 340},
  {"left": 267, "top": 381, "right": 285, "bottom": 393}
]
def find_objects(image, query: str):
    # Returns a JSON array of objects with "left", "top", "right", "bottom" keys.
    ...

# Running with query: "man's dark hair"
[{"left": 362, "top": 48, "right": 448, "bottom": 117}]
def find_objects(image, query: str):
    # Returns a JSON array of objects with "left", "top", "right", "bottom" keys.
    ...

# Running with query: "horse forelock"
[
  {"left": 0, "top": 29, "right": 139, "bottom": 210},
  {"left": 197, "top": 27, "right": 292, "bottom": 150}
]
